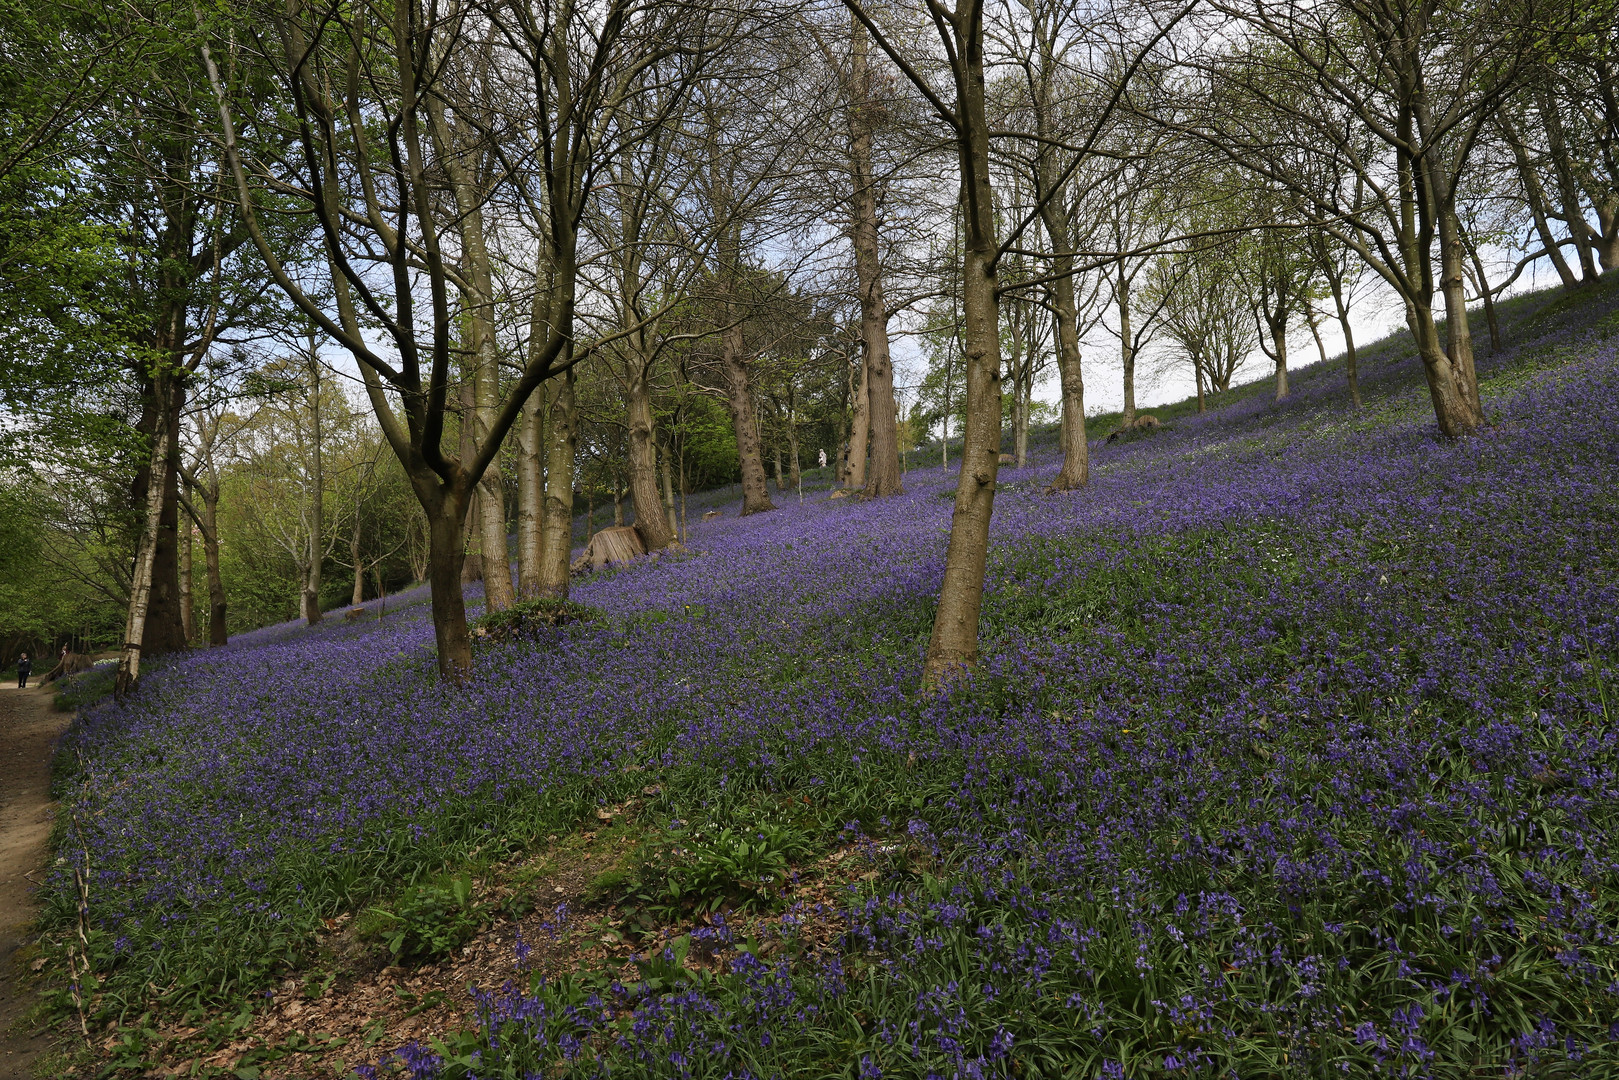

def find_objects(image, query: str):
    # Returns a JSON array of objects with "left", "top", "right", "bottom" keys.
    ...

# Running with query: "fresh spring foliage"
[{"left": 47, "top": 285, "right": 1619, "bottom": 1077}]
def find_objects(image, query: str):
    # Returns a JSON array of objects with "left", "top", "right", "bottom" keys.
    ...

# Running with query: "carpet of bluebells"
[{"left": 49, "top": 284, "right": 1619, "bottom": 1078}]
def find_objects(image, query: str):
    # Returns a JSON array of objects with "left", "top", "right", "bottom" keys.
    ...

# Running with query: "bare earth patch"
[{"left": 130, "top": 805, "right": 884, "bottom": 1080}]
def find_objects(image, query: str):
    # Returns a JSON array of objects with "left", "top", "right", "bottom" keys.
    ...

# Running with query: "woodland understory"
[
  {"left": 20, "top": 280, "right": 1619, "bottom": 1078},
  {"left": 5, "top": 0, "right": 1619, "bottom": 1074}
]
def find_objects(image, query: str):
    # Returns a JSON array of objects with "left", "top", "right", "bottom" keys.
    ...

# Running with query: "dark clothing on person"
[{"left": 16, "top": 655, "right": 31, "bottom": 688}]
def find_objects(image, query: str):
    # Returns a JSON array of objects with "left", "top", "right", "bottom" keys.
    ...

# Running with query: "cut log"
[{"left": 570, "top": 525, "right": 646, "bottom": 574}]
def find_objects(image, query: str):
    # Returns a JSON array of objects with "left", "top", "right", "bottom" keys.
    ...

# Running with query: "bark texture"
[
  {"left": 627, "top": 371, "right": 673, "bottom": 549},
  {"left": 1117, "top": 267, "right": 1136, "bottom": 424},
  {"left": 515, "top": 390, "right": 545, "bottom": 597},
  {"left": 921, "top": 3, "right": 1003, "bottom": 687},
  {"left": 723, "top": 323, "right": 775, "bottom": 516},
  {"left": 846, "top": 18, "right": 902, "bottom": 498},
  {"left": 538, "top": 369, "right": 578, "bottom": 600}
]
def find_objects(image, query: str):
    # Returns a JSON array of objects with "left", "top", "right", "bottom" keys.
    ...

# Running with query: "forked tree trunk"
[
  {"left": 847, "top": 19, "right": 902, "bottom": 498},
  {"left": 516, "top": 391, "right": 545, "bottom": 597},
  {"left": 627, "top": 371, "right": 673, "bottom": 549},
  {"left": 1406, "top": 296, "right": 1482, "bottom": 438},
  {"left": 722, "top": 324, "right": 775, "bottom": 515},
  {"left": 538, "top": 369, "right": 578, "bottom": 599}
]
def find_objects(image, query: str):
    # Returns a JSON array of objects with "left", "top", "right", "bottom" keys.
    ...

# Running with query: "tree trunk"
[
  {"left": 473, "top": 349, "right": 513, "bottom": 610},
  {"left": 846, "top": 20, "right": 902, "bottom": 498},
  {"left": 1267, "top": 309, "right": 1289, "bottom": 400},
  {"left": 201, "top": 488, "right": 227, "bottom": 646},
  {"left": 922, "top": 11, "right": 1003, "bottom": 688},
  {"left": 538, "top": 368, "right": 578, "bottom": 599},
  {"left": 117, "top": 382, "right": 175, "bottom": 696},
  {"left": 1044, "top": 246, "right": 1089, "bottom": 490},
  {"left": 350, "top": 513, "right": 365, "bottom": 606},
  {"left": 784, "top": 394, "right": 801, "bottom": 491},
  {"left": 516, "top": 389, "right": 545, "bottom": 597},
  {"left": 1406, "top": 297, "right": 1482, "bottom": 438},
  {"left": 659, "top": 437, "right": 678, "bottom": 540},
  {"left": 1194, "top": 353, "right": 1206, "bottom": 413},
  {"left": 423, "top": 494, "right": 473, "bottom": 680},
  {"left": 1462, "top": 228, "right": 1502, "bottom": 354},
  {"left": 844, "top": 350, "right": 870, "bottom": 489},
  {"left": 1500, "top": 116, "right": 1580, "bottom": 291},
  {"left": 722, "top": 323, "right": 775, "bottom": 515},
  {"left": 303, "top": 354, "right": 324, "bottom": 625},
  {"left": 476, "top": 471, "right": 512, "bottom": 610},
  {"left": 460, "top": 382, "right": 484, "bottom": 585},
  {"left": 1007, "top": 312, "right": 1028, "bottom": 467},
  {"left": 627, "top": 370, "right": 673, "bottom": 550},
  {"left": 179, "top": 518, "right": 194, "bottom": 644},
  {"left": 1436, "top": 204, "right": 1483, "bottom": 423},
  {"left": 1327, "top": 272, "right": 1361, "bottom": 408},
  {"left": 1306, "top": 309, "right": 1330, "bottom": 373},
  {"left": 1541, "top": 88, "right": 1600, "bottom": 284},
  {"left": 1117, "top": 266, "right": 1136, "bottom": 424},
  {"left": 136, "top": 371, "right": 188, "bottom": 656}
]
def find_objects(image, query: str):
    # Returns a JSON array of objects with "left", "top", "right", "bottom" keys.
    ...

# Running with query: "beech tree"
[
  {"left": 202, "top": 0, "right": 731, "bottom": 678},
  {"left": 1168, "top": 0, "right": 1553, "bottom": 436}
]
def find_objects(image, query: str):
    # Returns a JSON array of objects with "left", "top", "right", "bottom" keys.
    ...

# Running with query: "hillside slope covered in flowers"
[{"left": 51, "top": 283, "right": 1619, "bottom": 1077}]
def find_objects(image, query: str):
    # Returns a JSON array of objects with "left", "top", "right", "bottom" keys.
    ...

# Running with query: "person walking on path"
[{"left": 14, "top": 653, "right": 28, "bottom": 689}]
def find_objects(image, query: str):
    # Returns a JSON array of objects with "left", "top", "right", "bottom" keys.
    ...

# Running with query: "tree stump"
[{"left": 570, "top": 525, "right": 646, "bottom": 574}]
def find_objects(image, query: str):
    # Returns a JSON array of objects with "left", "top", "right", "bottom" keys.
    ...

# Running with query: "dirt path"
[{"left": 0, "top": 683, "right": 71, "bottom": 1080}]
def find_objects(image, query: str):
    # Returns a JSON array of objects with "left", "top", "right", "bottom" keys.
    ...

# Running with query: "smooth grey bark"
[
  {"left": 1117, "top": 263, "right": 1136, "bottom": 422},
  {"left": 627, "top": 368, "right": 674, "bottom": 549},
  {"left": 722, "top": 322, "right": 776, "bottom": 515},
  {"left": 516, "top": 390, "right": 544, "bottom": 597},
  {"left": 846, "top": 17, "right": 902, "bottom": 498},
  {"left": 301, "top": 351, "right": 324, "bottom": 625},
  {"left": 538, "top": 368, "right": 578, "bottom": 600}
]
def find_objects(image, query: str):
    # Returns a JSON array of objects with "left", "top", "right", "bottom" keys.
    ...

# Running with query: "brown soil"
[
  {"left": 0, "top": 683, "right": 72, "bottom": 1080},
  {"left": 128, "top": 810, "right": 881, "bottom": 1080}
]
